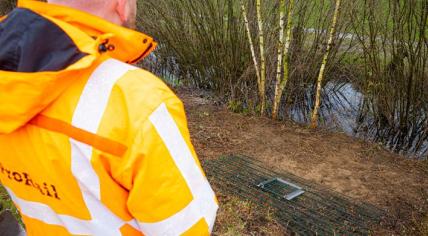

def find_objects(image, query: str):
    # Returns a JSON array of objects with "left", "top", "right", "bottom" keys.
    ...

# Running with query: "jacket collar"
[{"left": 17, "top": 0, "right": 157, "bottom": 64}]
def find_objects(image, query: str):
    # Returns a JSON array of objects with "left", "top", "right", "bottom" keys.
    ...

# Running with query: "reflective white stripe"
[
  {"left": 139, "top": 198, "right": 217, "bottom": 236},
  {"left": 141, "top": 103, "right": 218, "bottom": 235},
  {"left": 5, "top": 187, "right": 91, "bottom": 235},
  {"left": 72, "top": 59, "right": 135, "bottom": 134},
  {"left": 72, "top": 59, "right": 133, "bottom": 201},
  {"left": 8, "top": 59, "right": 140, "bottom": 235},
  {"left": 70, "top": 59, "right": 137, "bottom": 236}
]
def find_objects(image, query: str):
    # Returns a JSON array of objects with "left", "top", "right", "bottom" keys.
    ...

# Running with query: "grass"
[
  {"left": 0, "top": 185, "right": 22, "bottom": 226},
  {"left": 213, "top": 194, "right": 285, "bottom": 235}
]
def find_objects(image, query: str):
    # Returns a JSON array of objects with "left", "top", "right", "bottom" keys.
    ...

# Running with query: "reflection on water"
[
  {"left": 286, "top": 81, "right": 428, "bottom": 159},
  {"left": 287, "top": 82, "right": 363, "bottom": 135}
]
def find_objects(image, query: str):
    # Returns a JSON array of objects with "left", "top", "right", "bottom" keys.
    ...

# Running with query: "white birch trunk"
[
  {"left": 256, "top": 0, "right": 266, "bottom": 115},
  {"left": 311, "top": 0, "right": 342, "bottom": 128},
  {"left": 272, "top": 0, "right": 295, "bottom": 119},
  {"left": 240, "top": 1, "right": 261, "bottom": 89}
]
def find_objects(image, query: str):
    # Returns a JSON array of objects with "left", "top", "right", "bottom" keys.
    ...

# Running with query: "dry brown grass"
[{"left": 213, "top": 193, "right": 285, "bottom": 236}]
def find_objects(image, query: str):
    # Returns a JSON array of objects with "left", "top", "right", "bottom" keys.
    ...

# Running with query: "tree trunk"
[
  {"left": 272, "top": 0, "right": 295, "bottom": 119},
  {"left": 272, "top": 0, "right": 286, "bottom": 119},
  {"left": 256, "top": 0, "right": 266, "bottom": 115},
  {"left": 240, "top": 1, "right": 261, "bottom": 96},
  {"left": 310, "top": 0, "right": 342, "bottom": 128}
]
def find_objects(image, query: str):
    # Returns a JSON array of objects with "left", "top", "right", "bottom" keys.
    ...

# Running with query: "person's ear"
[{"left": 116, "top": 0, "right": 129, "bottom": 23}]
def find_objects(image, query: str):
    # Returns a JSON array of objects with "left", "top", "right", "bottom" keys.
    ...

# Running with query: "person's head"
[{"left": 47, "top": 0, "right": 137, "bottom": 28}]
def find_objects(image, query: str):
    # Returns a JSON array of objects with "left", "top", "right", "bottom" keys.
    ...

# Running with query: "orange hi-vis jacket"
[{"left": 0, "top": 1, "right": 218, "bottom": 235}]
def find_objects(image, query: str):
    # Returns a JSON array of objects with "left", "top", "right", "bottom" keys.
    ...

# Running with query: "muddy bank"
[{"left": 177, "top": 88, "right": 428, "bottom": 234}]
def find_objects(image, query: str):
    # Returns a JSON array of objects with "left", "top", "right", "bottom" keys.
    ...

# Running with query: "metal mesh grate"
[{"left": 203, "top": 155, "right": 384, "bottom": 236}]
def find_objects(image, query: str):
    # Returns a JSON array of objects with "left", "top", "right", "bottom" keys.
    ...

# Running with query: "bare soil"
[{"left": 177, "top": 88, "right": 428, "bottom": 235}]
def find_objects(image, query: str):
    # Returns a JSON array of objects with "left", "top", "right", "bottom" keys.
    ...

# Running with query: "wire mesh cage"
[{"left": 203, "top": 155, "right": 384, "bottom": 236}]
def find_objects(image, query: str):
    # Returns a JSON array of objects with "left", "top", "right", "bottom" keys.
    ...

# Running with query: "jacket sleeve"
[{"left": 125, "top": 97, "right": 218, "bottom": 236}]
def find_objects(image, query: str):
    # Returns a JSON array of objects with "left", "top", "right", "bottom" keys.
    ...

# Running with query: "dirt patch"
[{"left": 177, "top": 88, "right": 428, "bottom": 235}]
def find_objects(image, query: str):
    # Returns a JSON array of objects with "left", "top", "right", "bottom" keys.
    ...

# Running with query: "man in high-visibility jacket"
[{"left": 0, "top": 0, "right": 218, "bottom": 235}]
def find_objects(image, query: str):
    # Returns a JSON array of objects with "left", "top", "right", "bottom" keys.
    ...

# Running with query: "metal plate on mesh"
[
  {"left": 203, "top": 155, "right": 384, "bottom": 236},
  {"left": 257, "top": 178, "right": 305, "bottom": 200}
]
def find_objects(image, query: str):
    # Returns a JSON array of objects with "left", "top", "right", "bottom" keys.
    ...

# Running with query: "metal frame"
[{"left": 257, "top": 178, "right": 305, "bottom": 200}]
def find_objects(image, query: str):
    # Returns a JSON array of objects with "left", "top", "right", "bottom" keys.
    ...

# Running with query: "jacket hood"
[{"left": 0, "top": 0, "right": 156, "bottom": 134}]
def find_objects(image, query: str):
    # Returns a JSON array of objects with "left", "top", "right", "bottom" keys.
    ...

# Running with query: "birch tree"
[
  {"left": 240, "top": 0, "right": 266, "bottom": 115},
  {"left": 256, "top": 0, "right": 267, "bottom": 115},
  {"left": 240, "top": 1, "right": 261, "bottom": 98},
  {"left": 310, "top": 0, "right": 342, "bottom": 128},
  {"left": 272, "top": 0, "right": 295, "bottom": 119}
]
